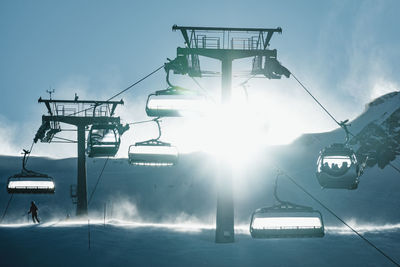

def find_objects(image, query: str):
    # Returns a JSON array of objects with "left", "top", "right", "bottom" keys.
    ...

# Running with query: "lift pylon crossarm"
[
  {"left": 38, "top": 98, "right": 124, "bottom": 105},
  {"left": 176, "top": 47, "right": 277, "bottom": 60},
  {"left": 38, "top": 98, "right": 124, "bottom": 119},
  {"left": 172, "top": 25, "right": 282, "bottom": 34},
  {"left": 173, "top": 25, "right": 282, "bottom": 51}
]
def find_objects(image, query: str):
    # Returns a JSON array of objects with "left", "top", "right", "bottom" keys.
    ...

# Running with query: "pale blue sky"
[{"left": 0, "top": 0, "right": 399, "bottom": 157}]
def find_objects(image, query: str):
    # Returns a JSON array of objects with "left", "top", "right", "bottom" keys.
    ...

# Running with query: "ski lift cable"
[
  {"left": 52, "top": 136, "right": 77, "bottom": 143},
  {"left": 290, "top": 72, "right": 341, "bottom": 126},
  {"left": 67, "top": 64, "right": 165, "bottom": 117},
  {"left": 127, "top": 118, "right": 159, "bottom": 126},
  {"left": 289, "top": 71, "right": 379, "bottom": 175},
  {"left": 276, "top": 166, "right": 400, "bottom": 267},
  {"left": 233, "top": 70, "right": 348, "bottom": 136},
  {"left": 0, "top": 193, "right": 14, "bottom": 223},
  {"left": 190, "top": 77, "right": 216, "bottom": 103},
  {"left": 107, "top": 65, "right": 165, "bottom": 101},
  {"left": 88, "top": 157, "right": 109, "bottom": 205},
  {"left": 24, "top": 141, "right": 35, "bottom": 167},
  {"left": 389, "top": 162, "right": 400, "bottom": 175}
]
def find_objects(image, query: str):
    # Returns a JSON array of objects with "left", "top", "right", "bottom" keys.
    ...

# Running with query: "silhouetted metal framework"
[
  {"left": 35, "top": 98, "right": 124, "bottom": 216},
  {"left": 171, "top": 25, "right": 289, "bottom": 243}
]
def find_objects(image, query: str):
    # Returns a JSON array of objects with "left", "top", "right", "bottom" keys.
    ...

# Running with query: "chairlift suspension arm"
[
  {"left": 154, "top": 118, "right": 162, "bottom": 140},
  {"left": 21, "top": 149, "right": 30, "bottom": 172},
  {"left": 166, "top": 69, "right": 174, "bottom": 88},
  {"left": 272, "top": 171, "right": 311, "bottom": 210},
  {"left": 130, "top": 118, "right": 163, "bottom": 141},
  {"left": 273, "top": 172, "right": 284, "bottom": 204}
]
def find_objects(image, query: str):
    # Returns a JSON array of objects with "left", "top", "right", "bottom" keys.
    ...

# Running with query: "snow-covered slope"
[{"left": 0, "top": 221, "right": 399, "bottom": 267}]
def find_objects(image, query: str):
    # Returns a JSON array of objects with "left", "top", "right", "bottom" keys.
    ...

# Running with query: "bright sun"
[{"left": 168, "top": 90, "right": 303, "bottom": 167}]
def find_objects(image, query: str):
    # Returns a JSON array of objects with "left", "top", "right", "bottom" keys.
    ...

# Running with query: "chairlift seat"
[
  {"left": 146, "top": 87, "right": 207, "bottom": 117},
  {"left": 250, "top": 204, "right": 324, "bottom": 238},
  {"left": 87, "top": 124, "right": 121, "bottom": 157},
  {"left": 128, "top": 140, "right": 178, "bottom": 166},
  {"left": 7, "top": 172, "right": 55, "bottom": 194}
]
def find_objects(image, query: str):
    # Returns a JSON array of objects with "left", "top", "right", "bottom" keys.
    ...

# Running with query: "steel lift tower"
[
  {"left": 34, "top": 98, "right": 124, "bottom": 216},
  {"left": 168, "top": 25, "right": 290, "bottom": 243}
]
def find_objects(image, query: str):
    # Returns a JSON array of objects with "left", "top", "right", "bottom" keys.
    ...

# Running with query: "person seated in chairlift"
[
  {"left": 28, "top": 201, "right": 40, "bottom": 224},
  {"left": 323, "top": 162, "right": 330, "bottom": 170},
  {"left": 331, "top": 163, "right": 340, "bottom": 171},
  {"left": 341, "top": 162, "right": 348, "bottom": 170}
]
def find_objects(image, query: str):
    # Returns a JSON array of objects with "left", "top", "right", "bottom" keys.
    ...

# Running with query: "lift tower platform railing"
[
  {"left": 35, "top": 98, "right": 124, "bottom": 216},
  {"left": 171, "top": 25, "right": 288, "bottom": 243}
]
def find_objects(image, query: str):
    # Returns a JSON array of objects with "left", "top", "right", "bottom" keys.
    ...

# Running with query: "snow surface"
[{"left": 0, "top": 220, "right": 399, "bottom": 267}]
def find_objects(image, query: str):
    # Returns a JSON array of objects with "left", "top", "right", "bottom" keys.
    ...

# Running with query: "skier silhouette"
[{"left": 28, "top": 201, "right": 40, "bottom": 223}]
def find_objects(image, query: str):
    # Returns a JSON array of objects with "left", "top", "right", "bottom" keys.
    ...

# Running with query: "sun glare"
[
  {"left": 168, "top": 87, "right": 308, "bottom": 167},
  {"left": 168, "top": 97, "right": 268, "bottom": 167}
]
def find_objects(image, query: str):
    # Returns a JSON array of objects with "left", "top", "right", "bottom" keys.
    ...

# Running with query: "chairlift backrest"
[
  {"left": 145, "top": 87, "right": 207, "bottom": 117},
  {"left": 128, "top": 140, "right": 178, "bottom": 166},
  {"left": 250, "top": 204, "right": 324, "bottom": 238},
  {"left": 7, "top": 173, "right": 55, "bottom": 194}
]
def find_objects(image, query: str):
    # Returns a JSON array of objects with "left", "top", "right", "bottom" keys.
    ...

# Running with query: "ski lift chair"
[
  {"left": 128, "top": 140, "right": 178, "bottom": 166},
  {"left": 315, "top": 120, "right": 364, "bottom": 190},
  {"left": 250, "top": 172, "right": 324, "bottom": 238},
  {"left": 250, "top": 203, "right": 324, "bottom": 238},
  {"left": 145, "top": 86, "right": 207, "bottom": 117},
  {"left": 7, "top": 150, "right": 55, "bottom": 194},
  {"left": 87, "top": 124, "right": 121, "bottom": 157},
  {"left": 316, "top": 143, "right": 360, "bottom": 189},
  {"left": 128, "top": 118, "right": 178, "bottom": 166},
  {"left": 146, "top": 69, "right": 208, "bottom": 117},
  {"left": 7, "top": 174, "right": 55, "bottom": 194}
]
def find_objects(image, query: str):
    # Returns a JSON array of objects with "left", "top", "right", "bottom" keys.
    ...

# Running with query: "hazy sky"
[{"left": 0, "top": 0, "right": 399, "bottom": 157}]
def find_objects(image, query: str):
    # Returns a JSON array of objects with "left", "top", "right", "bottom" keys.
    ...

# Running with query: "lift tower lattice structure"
[
  {"left": 170, "top": 25, "right": 289, "bottom": 243},
  {"left": 35, "top": 98, "right": 124, "bottom": 216}
]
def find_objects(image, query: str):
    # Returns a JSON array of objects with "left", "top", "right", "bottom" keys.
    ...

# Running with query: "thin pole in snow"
[
  {"left": 88, "top": 219, "right": 91, "bottom": 250},
  {"left": 104, "top": 203, "right": 106, "bottom": 227},
  {"left": 110, "top": 201, "right": 113, "bottom": 220}
]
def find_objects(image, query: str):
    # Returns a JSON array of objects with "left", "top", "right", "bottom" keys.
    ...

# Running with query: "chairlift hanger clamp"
[{"left": 339, "top": 119, "right": 351, "bottom": 145}]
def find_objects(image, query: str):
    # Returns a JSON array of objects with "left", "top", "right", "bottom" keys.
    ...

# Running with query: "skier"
[{"left": 28, "top": 201, "right": 40, "bottom": 223}]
